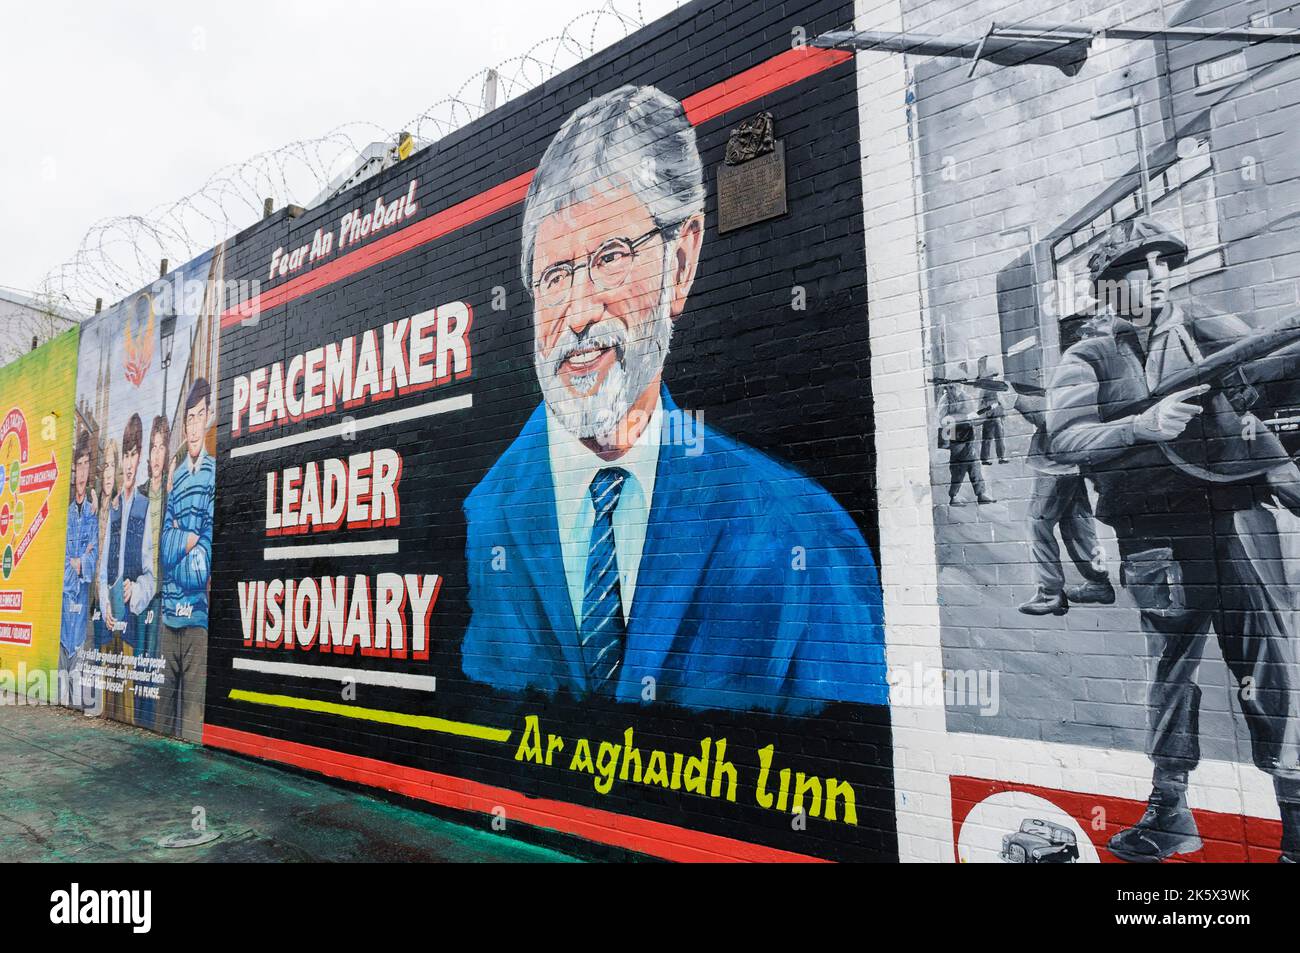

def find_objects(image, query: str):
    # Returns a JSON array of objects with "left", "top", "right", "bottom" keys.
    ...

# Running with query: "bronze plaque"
[{"left": 717, "top": 140, "right": 787, "bottom": 234}]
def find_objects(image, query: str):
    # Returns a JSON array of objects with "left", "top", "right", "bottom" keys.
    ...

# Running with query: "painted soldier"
[
  {"left": 1009, "top": 383, "right": 1115, "bottom": 616},
  {"left": 977, "top": 376, "right": 1008, "bottom": 466},
  {"left": 937, "top": 382, "right": 995, "bottom": 505},
  {"left": 1048, "top": 217, "right": 1300, "bottom": 863}
]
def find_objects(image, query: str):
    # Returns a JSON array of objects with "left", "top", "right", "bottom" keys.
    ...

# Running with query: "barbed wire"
[{"left": 37, "top": 0, "right": 680, "bottom": 314}]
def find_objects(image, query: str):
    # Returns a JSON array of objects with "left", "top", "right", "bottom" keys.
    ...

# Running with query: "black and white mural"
[{"left": 896, "top": 0, "right": 1300, "bottom": 862}]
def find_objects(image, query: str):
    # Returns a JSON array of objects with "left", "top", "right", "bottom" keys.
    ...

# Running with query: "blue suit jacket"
[
  {"left": 461, "top": 389, "right": 888, "bottom": 715},
  {"left": 462, "top": 387, "right": 889, "bottom": 712}
]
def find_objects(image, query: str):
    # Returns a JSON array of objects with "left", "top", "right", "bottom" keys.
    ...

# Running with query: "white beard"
[{"left": 536, "top": 279, "right": 673, "bottom": 443}]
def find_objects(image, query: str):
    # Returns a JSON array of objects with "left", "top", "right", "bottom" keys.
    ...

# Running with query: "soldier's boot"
[
  {"left": 1108, "top": 774, "right": 1202, "bottom": 863},
  {"left": 1018, "top": 587, "right": 1068, "bottom": 616},
  {"left": 976, "top": 493, "right": 997, "bottom": 504},
  {"left": 1277, "top": 778, "right": 1300, "bottom": 864},
  {"left": 1065, "top": 577, "right": 1116, "bottom": 605}
]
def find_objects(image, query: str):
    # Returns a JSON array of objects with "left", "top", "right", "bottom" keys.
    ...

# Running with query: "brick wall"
[
  {"left": 12, "top": 0, "right": 1299, "bottom": 863},
  {"left": 0, "top": 328, "right": 78, "bottom": 685},
  {"left": 204, "top": 0, "right": 898, "bottom": 863},
  {"left": 858, "top": 0, "right": 1300, "bottom": 862}
]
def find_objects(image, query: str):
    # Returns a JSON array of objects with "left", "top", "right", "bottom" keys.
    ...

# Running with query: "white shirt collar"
[
  {"left": 546, "top": 393, "right": 663, "bottom": 629},
  {"left": 546, "top": 396, "right": 662, "bottom": 511}
]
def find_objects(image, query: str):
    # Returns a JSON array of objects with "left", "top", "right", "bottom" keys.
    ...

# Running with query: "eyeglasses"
[{"left": 532, "top": 227, "right": 667, "bottom": 309}]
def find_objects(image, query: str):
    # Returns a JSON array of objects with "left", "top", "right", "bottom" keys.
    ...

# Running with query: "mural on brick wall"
[
  {"left": 207, "top": 0, "right": 896, "bottom": 862},
  {"left": 911, "top": 0, "right": 1300, "bottom": 861},
  {"left": 462, "top": 87, "right": 885, "bottom": 713},
  {"left": 62, "top": 248, "right": 226, "bottom": 740},
  {"left": 0, "top": 329, "right": 79, "bottom": 695}
]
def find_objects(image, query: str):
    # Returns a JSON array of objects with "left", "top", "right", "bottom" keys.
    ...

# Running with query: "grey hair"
[{"left": 520, "top": 85, "right": 704, "bottom": 290}]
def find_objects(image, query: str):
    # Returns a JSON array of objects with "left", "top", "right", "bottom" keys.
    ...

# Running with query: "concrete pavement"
[{"left": 0, "top": 704, "right": 578, "bottom": 863}]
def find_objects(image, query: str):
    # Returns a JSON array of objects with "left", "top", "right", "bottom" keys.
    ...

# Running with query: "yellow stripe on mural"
[{"left": 227, "top": 689, "right": 512, "bottom": 743}]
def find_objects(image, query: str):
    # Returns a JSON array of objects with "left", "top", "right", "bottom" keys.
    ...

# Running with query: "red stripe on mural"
[
  {"left": 203, "top": 723, "right": 829, "bottom": 863},
  {"left": 950, "top": 775, "right": 1287, "bottom": 863},
  {"left": 220, "top": 46, "right": 853, "bottom": 328},
  {"left": 221, "top": 172, "right": 534, "bottom": 329},
  {"left": 681, "top": 47, "right": 852, "bottom": 126}
]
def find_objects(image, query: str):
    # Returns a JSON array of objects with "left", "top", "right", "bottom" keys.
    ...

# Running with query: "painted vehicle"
[{"left": 1000, "top": 818, "right": 1081, "bottom": 863}]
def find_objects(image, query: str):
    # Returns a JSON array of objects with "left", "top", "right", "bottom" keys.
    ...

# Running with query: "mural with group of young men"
[{"left": 59, "top": 248, "right": 225, "bottom": 741}]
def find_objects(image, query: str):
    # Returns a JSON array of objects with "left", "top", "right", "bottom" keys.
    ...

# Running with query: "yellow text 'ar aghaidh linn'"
[{"left": 513, "top": 715, "right": 859, "bottom": 826}]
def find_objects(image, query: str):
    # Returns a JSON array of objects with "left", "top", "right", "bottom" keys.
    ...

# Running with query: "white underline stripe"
[
  {"left": 233, "top": 657, "right": 436, "bottom": 691},
  {"left": 263, "top": 539, "right": 399, "bottom": 561},
  {"left": 231, "top": 392, "right": 473, "bottom": 458}
]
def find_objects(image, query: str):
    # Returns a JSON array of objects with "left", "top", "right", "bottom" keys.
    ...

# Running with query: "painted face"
[
  {"left": 530, "top": 186, "right": 673, "bottom": 441},
  {"left": 101, "top": 454, "right": 116, "bottom": 501},
  {"left": 121, "top": 444, "right": 140, "bottom": 496},
  {"left": 149, "top": 431, "right": 167, "bottom": 483},
  {"left": 74, "top": 454, "right": 90, "bottom": 501},
  {"left": 1119, "top": 253, "right": 1172, "bottom": 328},
  {"left": 185, "top": 398, "right": 208, "bottom": 459}
]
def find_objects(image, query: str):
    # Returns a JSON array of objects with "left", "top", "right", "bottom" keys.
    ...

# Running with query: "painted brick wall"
[
  {"left": 11, "top": 0, "right": 1299, "bottom": 864},
  {"left": 858, "top": 0, "right": 1300, "bottom": 862},
  {"left": 203, "top": 0, "right": 899, "bottom": 863},
  {"left": 0, "top": 328, "right": 79, "bottom": 686}
]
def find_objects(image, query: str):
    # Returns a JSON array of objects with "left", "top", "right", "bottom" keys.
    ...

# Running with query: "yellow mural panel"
[{"left": 0, "top": 327, "right": 79, "bottom": 691}]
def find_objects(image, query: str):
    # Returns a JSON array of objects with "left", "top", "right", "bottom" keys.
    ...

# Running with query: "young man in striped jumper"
[{"left": 158, "top": 378, "right": 215, "bottom": 741}]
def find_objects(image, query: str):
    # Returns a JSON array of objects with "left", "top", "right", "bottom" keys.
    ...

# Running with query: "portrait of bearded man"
[{"left": 460, "top": 85, "right": 887, "bottom": 715}]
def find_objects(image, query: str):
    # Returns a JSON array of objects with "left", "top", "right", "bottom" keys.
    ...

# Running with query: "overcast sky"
[{"left": 0, "top": 0, "right": 675, "bottom": 301}]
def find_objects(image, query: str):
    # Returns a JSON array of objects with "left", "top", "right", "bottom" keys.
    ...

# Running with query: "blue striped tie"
[{"left": 581, "top": 467, "right": 628, "bottom": 696}]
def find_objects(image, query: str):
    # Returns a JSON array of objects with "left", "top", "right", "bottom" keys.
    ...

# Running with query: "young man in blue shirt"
[
  {"left": 61, "top": 429, "right": 98, "bottom": 706},
  {"left": 158, "top": 378, "right": 215, "bottom": 741}
]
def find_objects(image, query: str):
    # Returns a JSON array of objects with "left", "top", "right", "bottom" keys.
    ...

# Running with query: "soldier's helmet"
[{"left": 1088, "top": 217, "right": 1189, "bottom": 285}]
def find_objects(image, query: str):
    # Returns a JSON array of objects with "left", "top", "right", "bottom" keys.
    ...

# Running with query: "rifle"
[
  {"left": 1094, "top": 314, "right": 1300, "bottom": 482},
  {"left": 1102, "top": 315, "right": 1300, "bottom": 421},
  {"left": 929, "top": 376, "right": 1046, "bottom": 396}
]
